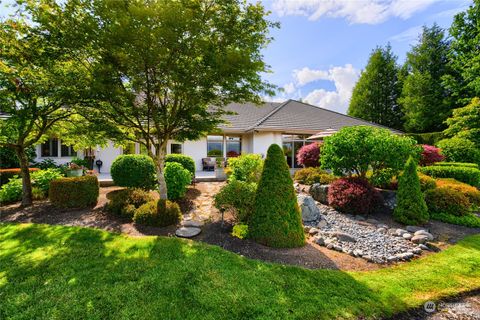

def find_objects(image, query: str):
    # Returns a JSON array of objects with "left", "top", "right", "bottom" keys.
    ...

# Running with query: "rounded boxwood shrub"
[
  {"left": 165, "top": 154, "right": 195, "bottom": 177},
  {"left": 111, "top": 155, "right": 156, "bottom": 190},
  {"left": 327, "top": 177, "right": 381, "bottom": 216},
  {"left": 164, "top": 162, "right": 191, "bottom": 200},
  {"left": 214, "top": 180, "right": 257, "bottom": 223},
  {"left": 437, "top": 137, "right": 480, "bottom": 164},
  {"left": 296, "top": 142, "right": 321, "bottom": 167},
  {"left": 106, "top": 188, "right": 153, "bottom": 219},
  {"left": 393, "top": 157, "right": 429, "bottom": 225},
  {"left": 49, "top": 176, "right": 99, "bottom": 208},
  {"left": 249, "top": 144, "right": 305, "bottom": 248},
  {"left": 425, "top": 187, "right": 471, "bottom": 217},
  {"left": 133, "top": 199, "right": 181, "bottom": 227}
]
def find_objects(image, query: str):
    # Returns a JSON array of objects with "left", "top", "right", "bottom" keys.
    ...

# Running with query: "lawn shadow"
[{"left": 0, "top": 223, "right": 406, "bottom": 319}]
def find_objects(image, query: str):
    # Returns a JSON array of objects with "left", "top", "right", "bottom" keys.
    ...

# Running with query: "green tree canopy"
[
  {"left": 348, "top": 45, "right": 403, "bottom": 130},
  {"left": 444, "top": 97, "right": 480, "bottom": 149},
  {"left": 443, "top": 0, "right": 480, "bottom": 106},
  {"left": 399, "top": 24, "right": 452, "bottom": 133},
  {"left": 0, "top": 18, "right": 92, "bottom": 206},
  {"left": 26, "top": 0, "right": 277, "bottom": 199}
]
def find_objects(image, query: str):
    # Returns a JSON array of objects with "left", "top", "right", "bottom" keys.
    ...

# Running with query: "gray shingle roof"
[{"left": 219, "top": 99, "right": 401, "bottom": 134}]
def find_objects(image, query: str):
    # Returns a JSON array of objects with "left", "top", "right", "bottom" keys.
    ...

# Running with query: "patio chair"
[{"left": 202, "top": 157, "right": 216, "bottom": 171}]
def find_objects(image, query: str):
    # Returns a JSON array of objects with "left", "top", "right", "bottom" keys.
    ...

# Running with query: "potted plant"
[
  {"left": 215, "top": 158, "right": 226, "bottom": 180},
  {"left": 66, "top": 162, "right": 84, "bottom": 177}
]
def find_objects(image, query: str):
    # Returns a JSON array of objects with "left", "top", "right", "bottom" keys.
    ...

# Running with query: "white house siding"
[
  {"left": 182, "top": 138, "right": 207, "bottom": 172},
  {"left": 94, "top": 142, "right": 122, "bottom": 173},
  {"left": 252, "top": 131, "right": 282, "bottom": 157}
]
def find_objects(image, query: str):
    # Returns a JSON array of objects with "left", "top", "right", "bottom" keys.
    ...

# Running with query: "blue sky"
[
  {"left": 261, "top": 0, "right": 471, "bottom": 113},
  {"left": 0, "top": 0, "right": 472, "bottom": 114}
]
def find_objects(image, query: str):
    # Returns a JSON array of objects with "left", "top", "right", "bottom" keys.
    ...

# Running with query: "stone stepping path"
[{"left": 175, "top": 182, "right": 224, "bottom": 239}]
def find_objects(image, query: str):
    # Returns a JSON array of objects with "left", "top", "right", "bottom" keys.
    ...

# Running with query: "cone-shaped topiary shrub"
[
  {"left": 249, "top": 144, "right": 305, "bottom": 248},
  {"left": 393, "top": 156, "right": 429, "bottom": 225}
]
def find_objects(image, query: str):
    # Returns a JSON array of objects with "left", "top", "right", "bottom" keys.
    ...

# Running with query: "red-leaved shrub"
[
  {"left": 296, "top": 142, "right": 321, "bottom": 167},
  {"left": 420, "top": 144, "right": 444, "bottom": 166},
  {"left": 327, "top": 177, "right": 381, "bottom": 215}
]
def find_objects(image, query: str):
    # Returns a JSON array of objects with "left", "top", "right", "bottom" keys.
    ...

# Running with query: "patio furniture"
[{"left": 202, "top": 157, "right": 216, "bottom": 171}]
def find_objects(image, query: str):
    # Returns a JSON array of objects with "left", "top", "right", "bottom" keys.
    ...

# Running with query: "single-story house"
[{"left": 33, "top": 99, "right": 399, "bottom": 173}]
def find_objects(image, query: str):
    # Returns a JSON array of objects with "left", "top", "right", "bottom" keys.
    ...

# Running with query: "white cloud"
[
  {"left": 283, "top": 82, "right": 296, "bottom": 94},
  {"left": 272, "top": 0, "right": 437, "bottom": 24},
  {"left": 293, "top": 67, "right": 330, "bottom": 86},
  {"left": 389, "top": 25, "right": 422, "bottom": 43}
]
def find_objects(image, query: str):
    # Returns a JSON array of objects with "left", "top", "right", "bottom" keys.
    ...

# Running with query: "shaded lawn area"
[{"left": 0, "top": 223, "right": 479, "bottom": 319}]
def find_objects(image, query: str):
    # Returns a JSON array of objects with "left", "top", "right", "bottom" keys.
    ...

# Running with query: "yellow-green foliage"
[
  {"left": 133, "top": 199, "right": 181, "bottom": 227},
  {"left": 425, "top": 187, "right": 471, "bottom": 217},
  {"left": 249, "top": 144, "right": 305, "bottom": 248},
  {"left": 435, "top": 178, "right": 480, "bottom": 206}
]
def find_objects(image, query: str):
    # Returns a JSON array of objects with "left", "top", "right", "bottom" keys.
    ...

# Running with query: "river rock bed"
[{"left": 304, "top": 203, "right": 435, "bottom": 264}]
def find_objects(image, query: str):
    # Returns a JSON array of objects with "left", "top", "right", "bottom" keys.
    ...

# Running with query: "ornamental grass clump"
[
  {"left": 393, "top": 157, "right": 429, "bottom": 225},
  {"left": 249, "top": 144, "right": 305, "bottom": 248}
]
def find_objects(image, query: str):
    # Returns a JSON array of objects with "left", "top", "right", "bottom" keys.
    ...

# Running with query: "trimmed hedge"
[
  {"left": 425, "top": 187, "right": 471, "bottom": 217},
  {"left": 106, "top": 188, "right": 153, "bottom": 219},
  {"left": 393, "top": 157, "right": 429, "bottom": 225},
  {"left": 164, "top": 162, "right": 191, "bottom": 199},
  {"left": 430, "top": 211, "right": 480, "bottom": 228},
  {"left": 49, "top": 176, "right": 99, "bottom": 208},
  {"left": 433, "top": 162, "right": 479, "bottom": 169},
  {"left": 436, "top": 178, "right": 480, "bottom": 206},
  {"left": 165, "top": 154, "right": 195, "bottom": 178},
  {"left": 133, "top": 199, "right": 181, "bottom": 227},
  {"left": 419, "top": 165, "right": 480, "bottom": 187},
  {"left": 0, "top": 168, "right": 39, "bottom": 186},
  {"left": 111, "top": 155, "right": 156, "bottom": 190},
  {"left": 328, "top": 177, "right": 381, "bottom": 216},
  {"left": 249, "top": 144, "right": 305, "bottom": 248}
]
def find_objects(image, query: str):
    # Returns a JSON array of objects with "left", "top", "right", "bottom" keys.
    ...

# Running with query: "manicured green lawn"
[{"left": 1, "top": 223, "right": 479, "bottom": 319}]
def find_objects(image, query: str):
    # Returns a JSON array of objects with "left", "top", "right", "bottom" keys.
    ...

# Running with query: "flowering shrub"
[
  {"left": 296, "top": 142, "right": 321, "bottom": 167},
  {"left": 420, "top": 144, "right": 444, "bottom": 166},
  {"left": 327, "top": 177, "right": 381, "bottom": 215}
]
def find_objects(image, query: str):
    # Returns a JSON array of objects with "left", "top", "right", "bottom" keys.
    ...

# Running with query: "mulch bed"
[{"left": 1, "top": 183, "right": 478, "bottom": 271}]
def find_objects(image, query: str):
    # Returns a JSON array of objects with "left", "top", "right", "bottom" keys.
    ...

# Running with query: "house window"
[
  {"left": 226, "top": 136, "right": 241, "bottom": 157},
  {"left": 61, "top": 144, "right": 76, "bottom": 157},
  {"left": 41, "top": 138, "right": 59, "bottom": 157},
  {"left": 282, "top": 134, "right": 309, "bottom": 168},
  {"left": 171, "top": 143, "right": 182, "bottom": 154},
  {"left": 207, "top": 135, "right": 224, "bottom": 157}
]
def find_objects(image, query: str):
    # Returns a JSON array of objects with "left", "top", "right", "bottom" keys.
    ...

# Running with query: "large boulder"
[
  {"left": 309, "top": 183, "right": 329, "bottom": 204},
  {"left": 297, "top": 194, "right": 321, "bottom": 222}
]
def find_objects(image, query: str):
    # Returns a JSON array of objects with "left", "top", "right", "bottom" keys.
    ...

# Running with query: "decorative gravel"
[{"left": 304, "top": 204, "right": 434, "bottom": 264}]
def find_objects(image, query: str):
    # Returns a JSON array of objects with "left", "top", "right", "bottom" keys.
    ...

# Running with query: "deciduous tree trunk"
[
  {"left": 15, "top": 146, "right": 33, "bottom": 207},
  {"left": 155, "top": 141, "right": 168, "bottom": 200}
]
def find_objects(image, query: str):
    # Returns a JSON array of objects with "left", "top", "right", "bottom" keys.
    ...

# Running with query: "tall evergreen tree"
[
  {"left": 399, "top": 24, "right": 452, "bottom": 133},
  {"left": 348, "top": 45, "right": 403, "bottom": 130},
  {"left": 443, "top": 0, "right": 480, "bottom": 106}
]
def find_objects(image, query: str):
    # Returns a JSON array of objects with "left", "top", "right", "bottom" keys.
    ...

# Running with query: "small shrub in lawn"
[
  {"left": 296, "top": 142, "right": 322, "bottom": 167},
  {"left": 165, "top": 154, "right": 195, "bottom": 177},
  {"left": 437, "top": 137, "right": 480, "bottom": 164},
  {"left": 393, "top": 157, "right": 429, "bottom": 225},
  {"left": 106, "top": 188, "right": 154, "bottom": 219},
  {"left": 0, "top": 178, "right": 23, "bottom": 204},
  {"left": 425, "top": 187, "right": 471, "bottom": 217},
  {"left": 49, "top": 176, "right": 99, "bottom": 208},
  {"left": 436, "top": 178, "right": 480, "bottom": 207},
  {"left": 225, "top": 154, "right": 263, "bottom": 183},
  {"left": 420, "top": 144, "right": 444, "bottom": 166},
  {"left": 430, "top": 211, "right": 480, "bottom": 228},
  {"left": 419, "top": 165, "right": 480, "bottom": 187},
  {"left": 328, "top": 177, "right": 381, "bottom": 216},
  {"left": 214, "top": 180, "right": 257, "bottom": 223},
  {"left": 133, "top": 199, "right": 181, "bottom": 227},
  {"left": 0, "top": 168, "right": 39, "bottom": 186},
  {"left": 231, "top": 224, "right": 249, "bottom": 239},
  {"left": 433, "top": 162, "right": 479, "bottom": 169},
  {"left": 111, "top": 154, "right": 156, "bottom": 190},
  {"left": 164, "top": 162, "right": 191, "bottom": 200},
  {"left": 250, "top": 144, "right": 305, "bottom": 248}
]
